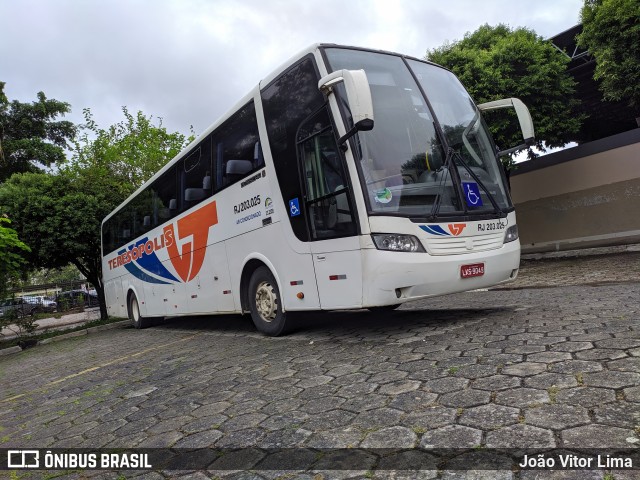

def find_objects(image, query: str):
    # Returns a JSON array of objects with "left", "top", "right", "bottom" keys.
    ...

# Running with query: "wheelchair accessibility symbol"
[
  {"left": 462, "top": 182, "right": 483, "bottom": 208},
  {"left": 289, "top": 198, "right": 301, "bottom": 217}
]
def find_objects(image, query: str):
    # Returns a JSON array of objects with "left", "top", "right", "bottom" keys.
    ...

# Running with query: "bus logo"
[
  {"left": 419, "top": 223, "right": 466, "bottom": 236},
  {"left": 165, "top": 201, "right": 218, "bottom": 282},
  {"left": 108, "top": 202, "right": 218, "bottom": 284}
]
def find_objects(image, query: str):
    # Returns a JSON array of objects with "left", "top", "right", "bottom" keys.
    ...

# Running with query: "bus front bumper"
[{"left": 361, "top": 240, "right": 521, "bottom": 307}]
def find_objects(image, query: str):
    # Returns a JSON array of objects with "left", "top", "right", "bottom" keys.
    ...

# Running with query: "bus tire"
[
  {"left": 248, "top": 266, "right": 288, "bottom": 336},
  {"left": 128, "top": 292, "right": 150, "bottom": 329}
]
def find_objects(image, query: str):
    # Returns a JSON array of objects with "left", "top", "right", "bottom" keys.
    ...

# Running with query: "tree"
[
  {"left": 0, "top": 215, "right": 30, "bottom": 297},
  {"left": 0, "top": 82, "right": 76, "bottom": 182},
  {"left": 1, "top": 172, "right": 112, "bottom": 318},
  {"left": 27, "top": 265, "right": 83, "bottom": 287},
  {"left": 72, "top": 107, "right": 193, "bottom": 192},
  {"left": 427, "top": 24, "right": 583, "bottom": 164},
  {"left": 578, "top": 0, "right": 640, "bottom": 108},
  {"left": 0, "top": 110, "right": 192, "bottom": 320}
]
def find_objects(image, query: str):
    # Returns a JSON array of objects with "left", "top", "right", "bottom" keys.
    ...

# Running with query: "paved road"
[{"left": 0, "top": 252, "right": 638, "bottom": 479}]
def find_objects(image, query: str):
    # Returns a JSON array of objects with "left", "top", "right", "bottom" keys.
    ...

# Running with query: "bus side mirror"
[
  {"left": 318, "top": 69, "right": 374, "bottom": 145},
  {"left": 478, "top": 98, "right": 535, "bottom": 157}
]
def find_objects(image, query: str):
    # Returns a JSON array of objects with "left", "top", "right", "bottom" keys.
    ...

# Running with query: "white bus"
[{"left": 101, "top": 44, "right": 534, "bottom": 336}]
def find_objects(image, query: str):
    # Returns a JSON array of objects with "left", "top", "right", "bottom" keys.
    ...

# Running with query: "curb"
[
  {"left": 1, "top": 320, "right": 131, "bottom": 355},
  {"left": 0, "top": 345, "right": 22, "bottom": 357}
]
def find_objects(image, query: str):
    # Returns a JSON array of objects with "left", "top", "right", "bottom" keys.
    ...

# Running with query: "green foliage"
[
  {"left": 71, "top": 107, "right": 193, "bottom": 194},
  {"left": 0, "top": 172, "right": 119, "bottom": 320},
  {"left": 427, "top": 24, "right": 583, "bottom": 163},
  {"left": 0, "top": 303, "right": 37, "bottom": 345},
  {"left": 0, "top": 216, "right": 30, "bottom": 297},
  {"left": 0, "top": 81, "right": 76, "bottom": 181},
  {"left": 57, "top": 295, "right": 70, "bottom": 312},
  {"left": 0, "top": 108, "right": 192, "bottom": 319},
  {"left": 0, "top": 172, "right": 103, "bottom": 282},
  {"left": 26, "top": 265, "right": 82, "bottom": 286},
  {"left": 579, "top": 0, "right": 640, "bottom": 108}
]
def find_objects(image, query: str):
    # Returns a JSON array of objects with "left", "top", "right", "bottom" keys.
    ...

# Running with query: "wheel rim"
[{"left": 255, "top": 281, "right": 278, "bottom": 322}]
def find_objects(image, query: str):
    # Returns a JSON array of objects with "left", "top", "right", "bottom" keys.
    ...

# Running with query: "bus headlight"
[
  {"left": 504, "top": 225, "right": 519, "bottom": 243},
  {"left": 372, "top": 234, "right": 425, "bottom": 252}
]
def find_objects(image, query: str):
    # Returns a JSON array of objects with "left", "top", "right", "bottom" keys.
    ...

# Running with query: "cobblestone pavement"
[
  {"left": 508, "top": 251, "right": 640, "bottom": 290},
  {"left": 0, "top": 252, "right": 639, "bottom": 479}
]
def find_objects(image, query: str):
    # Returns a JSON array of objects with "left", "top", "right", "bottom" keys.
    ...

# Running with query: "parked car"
[
  {"left": 0, "top": 297, "right": 41, "bottom": 318},
  {"left": 24, "top": 296, "right": 57, "bottom": 313},
  {"left": 55, "top": 290, "right": 99, "bottom": 311}
]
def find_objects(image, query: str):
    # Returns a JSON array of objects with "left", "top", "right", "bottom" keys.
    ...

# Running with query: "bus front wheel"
[
  {"left": 248, "top": 266, "right": 288, "bottom": 336},
  {"left": 128, "top": 293, "right": 151, "bottom": 329}
]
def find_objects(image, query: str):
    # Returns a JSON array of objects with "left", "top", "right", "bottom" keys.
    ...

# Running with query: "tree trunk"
[
  {"left": 73, "top": 260, "right": 109, "bottom": 321},
  {"left": 96, "top": 279, "right": 108, "bottom": 320}
]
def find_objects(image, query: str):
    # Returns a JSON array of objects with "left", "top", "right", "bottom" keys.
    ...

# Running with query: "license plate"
[{"left": 461, "top": 263, "right": 485, "bottom": 278}]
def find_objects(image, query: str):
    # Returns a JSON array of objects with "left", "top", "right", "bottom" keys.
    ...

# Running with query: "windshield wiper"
[
  {"left": 427, "top": 149, "right": 453, "bottom": 222},
  {"left": 428, "top": 146, "right": 505, "bottom": 221},
  {"left": 457, "top": 111, "right": 505, "bottom": 217}
]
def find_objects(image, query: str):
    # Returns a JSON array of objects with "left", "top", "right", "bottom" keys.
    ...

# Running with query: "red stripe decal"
[{"left": 329, "top": 274, "right": 347, "bottom": 281}]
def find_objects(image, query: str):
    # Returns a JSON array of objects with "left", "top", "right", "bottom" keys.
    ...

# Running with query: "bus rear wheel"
[
  {"left": 128, "top": 293, "right": 151, "bottom": 329},
  {"left": 248, "top": 266, "right": 288, "bottom": 336}
]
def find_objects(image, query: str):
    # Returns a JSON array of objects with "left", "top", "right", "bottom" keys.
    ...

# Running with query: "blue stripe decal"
[
  {"left": 118, "top": 247, "right": 172, "bottom": 285},
  {"left": 420, "top": 225, "right": 449, "bottom": 236},
  {"left": 131, "top": 238, "right": 179, "bottom": 283}
]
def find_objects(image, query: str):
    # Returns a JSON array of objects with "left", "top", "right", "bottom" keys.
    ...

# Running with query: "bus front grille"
[{"left": 425, "top": 232, "right": 504, "bottom": 255}]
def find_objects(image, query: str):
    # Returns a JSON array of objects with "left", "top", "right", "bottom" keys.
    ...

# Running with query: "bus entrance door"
[{"left": 311, "top": 237, "right": 363, "bottom": 309}]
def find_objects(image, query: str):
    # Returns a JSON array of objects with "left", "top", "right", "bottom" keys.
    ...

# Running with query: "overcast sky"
[{"left": 1, "top": 0, "right": 583, "bottom": 139}]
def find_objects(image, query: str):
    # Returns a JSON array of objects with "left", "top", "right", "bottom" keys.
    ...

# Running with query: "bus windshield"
[{"left": 323, "top": 48, "right": 511, "bottom": 217}]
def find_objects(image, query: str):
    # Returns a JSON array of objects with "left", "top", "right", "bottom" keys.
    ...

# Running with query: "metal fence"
[{"left": 7, "top": 281, "right": 96, "bottom": 300}]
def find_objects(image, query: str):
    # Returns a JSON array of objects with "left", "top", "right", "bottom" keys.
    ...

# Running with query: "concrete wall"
[{"left": 510, "top": 129, "right": 640, "bottom": 253}]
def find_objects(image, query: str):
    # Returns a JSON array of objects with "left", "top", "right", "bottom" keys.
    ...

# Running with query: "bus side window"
[
  {"left": 261, "top": 55, "right": 325, "bottom": 243},
  {"left": 213, "top": 101, "right": 260, "bottom": 190},
  {"left": 224, "top": 159, "right": 252, "bottom": 186},
  {"left": 157, "top": 166, "right": 178, "bottom": 224},
  {"left": 181, "top": 137, "right": 213, "bottom": 213},
  {"left": 254, "top": 142, "right": 264, "bottom": 169}
]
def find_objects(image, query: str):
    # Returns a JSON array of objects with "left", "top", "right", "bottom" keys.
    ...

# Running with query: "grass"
[
  {"left": 0, "top": 316, "right": 127, "bottom": 351},
  {"left": 548, "top": 385, "right": 559, "bottom": 403},
  {"left": 32, "top": 311, "right": 64, "bottom": 321}
]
